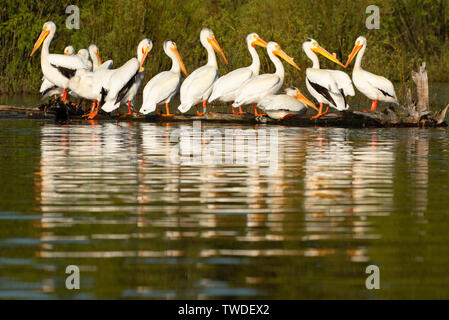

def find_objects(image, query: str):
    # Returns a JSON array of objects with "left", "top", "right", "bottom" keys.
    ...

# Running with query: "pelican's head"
[
  {"left": 64, "top": 46, "right": 75, "bottom": 56},
  {"left": 344, "top": 36, "right": 367, "bottom": 68},
  {"left": 285, "top": 86, "right": 319, "bottom": 111},
  {"left": 137, "top": 38, "right": 153, "bottom": 72},
  {"left": 267, "top": 41, "right": 301, "bottom": 71},
  {"left": 200, "top": 28, "right": 228, "bottom": 64},
  {"left": 164, "top": 40, "right": 188, "bottom": 77},
  {"left": 77, "top": 49, "right": 89, "bottom": 61},
  {"left": 88, "top": 44, "right": 102, "bottom": 66},
  {"left": 30, "top": 21, "right": 56, "bottom": 56},
  {"left": 246, "top": 33, "right": 267, "bottom": 48},
  {"left": 302, "top": 38, "right": 345, "bottom": 67}
]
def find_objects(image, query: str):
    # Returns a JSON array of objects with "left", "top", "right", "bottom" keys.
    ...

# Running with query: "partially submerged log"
[{"left": 1, "top": 62, "right": 447, "bottom": 128}]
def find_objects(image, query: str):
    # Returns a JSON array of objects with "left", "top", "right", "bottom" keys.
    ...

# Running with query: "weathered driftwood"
[{"left": 1, "top": 62, "right": 447, "bottom": 128}]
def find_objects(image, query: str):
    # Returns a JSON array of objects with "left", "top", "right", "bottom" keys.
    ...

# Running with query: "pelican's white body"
[
  {"left": 303, "top": 39, "right": 354, "bottom": 111},
  {"left": 258, "top": 88, "right": 308, "bottom": 119},
  {"left": 208, "top": 34, "right": 262, "bottom": 103},
  {"left": 140, "top": 41, "right": 184, "bottom": 114},
  {"left": 350, "top": 37, "right": 398, "bottom": 104},
  {"left": 178, "top": 28, "right": 222, "bottom": 113},
  {"left": 232, "top": 42, "right": 286, "bottom": 108}
]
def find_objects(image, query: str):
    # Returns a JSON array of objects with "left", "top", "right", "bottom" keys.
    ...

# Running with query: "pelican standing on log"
[
  {"left": 302, "top": 38, "right": 354, "bottom": 119},
  {"left": 40, "top": 45, "right": 74, "bottom": 99},
  {"left": 140, "top": 40, "right": 188, "bottom": 116},
  {"left": 208, "top": 33, "right": 267, "bottom": 115},
  {"left": 100, "top": 39, "right": 152, "bottom": 116},
  {"left": 257, "top": 87, "right": 319, "bottom": 119},
  {"left": 178, "top": 28, "right": 228, "bottom": 116},
  {"left": 232, "top": 41, "right": 301, "bottom": 117},
  {"left": 345, "top": 36, "right": 399, "bottom": 111},
  {"left": 30, "top": 21, "right": 90, "bottom": 103}
]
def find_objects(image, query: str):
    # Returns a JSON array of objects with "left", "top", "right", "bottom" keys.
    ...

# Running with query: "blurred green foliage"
[{"left": 1, "top": 0, "right": 449, "bottom": 99}]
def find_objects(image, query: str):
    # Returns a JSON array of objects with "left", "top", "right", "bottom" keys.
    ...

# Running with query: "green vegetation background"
[{"left": 1, "top": 0, "right": 448, "bottom": 99}]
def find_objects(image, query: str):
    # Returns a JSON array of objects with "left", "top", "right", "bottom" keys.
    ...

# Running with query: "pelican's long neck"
[
  {"left": 169, "top": 52, "right": 181, "bottom": 74},
  {"left": 354, "top": 44, "right": 366, "bottom": 69},
  {"left": 305, "top": 48, "right": 320, "bottom": 69},
  {"left": 41, "top": 31, "right": 54, "bottom": 62},
  {"left": 268, "top": 50, "right": 284, "bottom": 80},
  {"left": 90, "top": 49, "right": 100, "bottom": 69},
  {"left": 248, "top": 44, "right": 260, "bottom": 75},
  {"left": 205, "top": 42, "right": 218, "bottom": 67}
]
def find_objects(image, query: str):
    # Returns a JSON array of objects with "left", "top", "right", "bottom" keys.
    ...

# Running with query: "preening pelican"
[
  {"left": 302, "top": 38, "right": 354, "bottom": 119},
  {"left": 232, "top": 41, "right": 301, "bottom": 116},
  {"left": 30, "top": 21, "right": 90, "bottom": 102},
  {"left": 345, "top": 36, "right": 399, "bottom": 111},
  {"left": 178, "top": 28, "right": 228, "bottom": 116},
  {"left": 208, "top": 33, "right": 267, "bottom": 114},
  {"left": 40, "top": 45, "right": 74, "bottom": 99},
  {"left": 140, "top": 40, "right": 188, "bottom": 116},
  {"left": 100, "top": 39, "right": 152, "bottom": 116},
  {"left": 77, "top": 49, "right": 93, "bottom": 71},
  {"left": 258, "top": 87, "right": 318, "bottom": 119}
]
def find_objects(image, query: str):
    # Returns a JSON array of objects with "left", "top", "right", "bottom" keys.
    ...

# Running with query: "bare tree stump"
[{"left": 411, "top": 62, "right": 429, "bottom": 113}]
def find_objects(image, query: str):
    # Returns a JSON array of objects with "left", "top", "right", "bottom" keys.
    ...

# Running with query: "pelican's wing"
[
  {"left": 235, "top": 74, "right": 280, "bottom": 104},
  {"left": 362, "top": 69, "right": 397, "bottom": 100},
  {"left": 326, "top": 70, "right": 355, "bottom": 96},
  {"left": 40, "top": 78, "right": 56, "bottom": 94},
  {"left": 180, "top": 65, "right": 218, "bottom": 104},
  {"left": 141, "top": 71, "right": 180, "bottom": 112},
  {"left": 258, "top": 94, "right": 304, "bottom": 112},
  {"left": 106, "top": 58, "right": 139, "bottom": 101},
  {"left": 48, "top": 54, "right": 89, "bottom": 78},
  {"left": 209, "top": 67, "right": 253, "bottom": 102},
  {"left": 306, "top": 69, "right": 348, "bottom": 110}
]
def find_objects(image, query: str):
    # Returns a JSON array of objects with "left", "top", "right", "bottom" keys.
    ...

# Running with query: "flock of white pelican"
[{"left": 31, "top": 21, "right": 399, "bottom": 120}]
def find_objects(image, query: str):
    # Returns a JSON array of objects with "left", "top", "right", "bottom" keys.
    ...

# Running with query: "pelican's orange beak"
[
  {"left": 207, "top": 35, "right": 228, "bottom": 64},
  {"left": 294, "top": 89, "right": 319, "bottom": 112},
  {"left": 273, "top": 46, "right": 301, "bottom": 71},
  {"left": 31, "top": 27, "right": 50, "bottom": 56},
  {"left": 171, "top": 44, "right": 188, "bottom": 77},
  {"left": 96, "top": 50, "right": 102, "bottom": 66},
  {"left": 344, "top": 42, "right": 363, "bottom": 68},
  {"left": 311, "top": 44, "right": 345, "bottom": 68},
  {"left": 252, "top": 36, "right": 268, "bottom": 48},
  {"left": 139, "top": 45, "right": 150, "bottom": 72}
]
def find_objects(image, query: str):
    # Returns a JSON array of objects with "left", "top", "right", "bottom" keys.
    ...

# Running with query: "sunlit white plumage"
[
  {"left": 232, "top": 41, "right": 301, "bottom": 111},
  {"left": 40, "top": 45, "right": 74, "bottom": 99},
  {"left": 345, "top": 36, "right": 399, "bottom": 111},
  {"left": 101, "top": 39, "right": 152, "bottom": 113},
  {"left": 302, "top": 38, "right": 354, "bottom": 115},
  {"left": 140, "top": 40, "right": 188, "bottom": 115},
  {"left": 30, "top": 21, "right": 90, "bottom": 102},
  {"left": 258, "top": 87, "right": 318, "bottom": 119},
  {"left": 208, "top": 33, "right": 267, "bottom": 105},
  {"left": 178, "top": 28, "right": 228, "bottom": 115}
]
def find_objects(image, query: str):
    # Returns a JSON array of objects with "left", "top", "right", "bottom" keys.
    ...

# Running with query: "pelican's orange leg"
[
  {"left": 161, "top": 103, "right": 174, "bottom": 117},
  {"left": 61, "top": 88, "right": 68, "bottom": 103},
  {"left": 370, "top": 100, "right": 378, "bottom": 111},
  {"left": 123, "top": 101, "right": 133, "bottom": 115},
  {"left": 82, "top": 101, "right": 97, "bottom": 118},
  {"left": 196, "top": 101, "right": 207, "bottom": 116},
  {"left": 88, "top": 101, "right": 100, "bottom": 119},
  {"left": 311, "top": 102, "right": 327, "bottom": 120},
  {"left": 253, "top": 104, "right": 266, "bottom": 117},
  {"left": 231, "top": 104, "right": 239, "bottom": 115}
]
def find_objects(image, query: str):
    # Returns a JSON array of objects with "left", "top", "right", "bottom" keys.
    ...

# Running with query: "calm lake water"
[{"left": 1, "top": 115, "right": 449, "bottom": 299}]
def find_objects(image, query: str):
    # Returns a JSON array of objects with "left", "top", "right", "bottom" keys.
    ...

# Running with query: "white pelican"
[
  {"left": 208, "top": 33, "right": 267, "bottom": 114},
  {"left": 140, "top": 40, "right": 188, "bottom": 116},
  {"left": 40, "top": 45, "right": 74, "bottom": 99},
  {"left": 257, "top": 87, "right": 318, "bottom": 119},
  {"left": 302, "top": 38, "right": 354, "bottom": 119},
  {"left": 77, "top": 49, "right": 93, "bottom": 71},
  {"left": 100, "top": 39, "right": 152, "bottom": 116},
  {"left": 345, "top": 36, "right": 399, "bottom": 111},
  {"left": 178, "top": 28, "right": 228, "bottom": 116},
  {"left": 30, "top": 21, "right": 90, "bottom": 103},
  {"left": 231, "top": 41, "right": 301, "bottom": 116}
]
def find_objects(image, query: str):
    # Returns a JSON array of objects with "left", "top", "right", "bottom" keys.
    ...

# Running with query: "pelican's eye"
[{"left": 275, "top": 45, "right": 280, "bottom": 50}]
